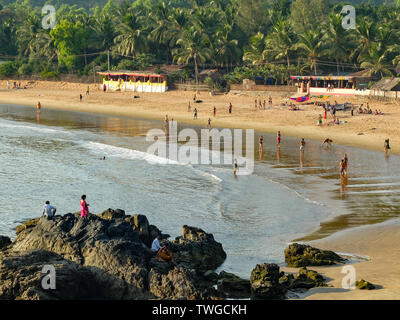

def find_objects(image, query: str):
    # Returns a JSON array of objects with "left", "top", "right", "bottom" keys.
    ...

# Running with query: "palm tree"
[
  {"left": 243, "top": 32, "right": 267, "bottom": 66},
  {"left": 173, "top": 26, "right": 212, "bottom": 85},
  {"left": 266, "top": 20, "right": 296, "bottom": 67},
  {"left": 114, "top": 13, "right": 147, "bottom": 59},
  {"left": 351, "top": 19, "right": 376, "bottom": 63},
  {"left": 93, "top": 14, "right": 117, "bottom": 70},
  {"left": 360, "top": 43, "right": 393, "bottom": 78},
  {"left": 214, "top": 24, "right": 241, "bottom": 71},
  {"left": 295, "top": 29, "right": 325, "bottom": 75},
  {"left": 325, "top": 13, "right": 351, "bottom": 75}
]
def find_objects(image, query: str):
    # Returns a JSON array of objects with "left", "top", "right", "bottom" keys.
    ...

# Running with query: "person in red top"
[
  {"left": 80, "top": 195, "right": 89, "bottom": 218},
  {"left": 229, "top": 103, "right": 232, "bottom": 114},
  {"left": 277, "top": 131, "right": 281, "bottom": 146}
]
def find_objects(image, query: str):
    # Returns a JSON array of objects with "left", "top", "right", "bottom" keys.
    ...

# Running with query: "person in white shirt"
[
  {"left": 42, "top": 201, "right": 56, "bottom": 220},
  {"left": 151, "top": 235, "right": 162, "bottom": 253}
]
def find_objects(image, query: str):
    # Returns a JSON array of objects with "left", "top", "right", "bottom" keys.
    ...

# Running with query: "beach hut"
[
  {"left": 290, "top": 70, "right": 374, "bottom": 96},
  {"left": 370, "top": 78, "right": 400, "bottom": 99},
  {"left": 97, "top": 70, "right": 168, "bottom": 93}
]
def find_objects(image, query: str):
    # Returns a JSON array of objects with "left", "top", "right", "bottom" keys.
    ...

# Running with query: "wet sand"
[{"left": 1, "top": 80, "right": 400, "bottom": 299}]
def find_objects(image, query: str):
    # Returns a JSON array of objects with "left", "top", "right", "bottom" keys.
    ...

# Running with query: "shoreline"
[
  {"left": 1, "top": 80, "right": 400, "bottom": 156},
  {"left": 1, "top": 81, "right": 400, "bottom": 299}
]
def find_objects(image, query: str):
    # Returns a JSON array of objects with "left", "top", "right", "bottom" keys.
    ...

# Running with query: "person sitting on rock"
[
  {"left": 151, "top": 234, "right": 162, "bottom": 253},
  {"left": 157, "top": 245, "right": 174, "bottom": 263},
  {"left": 42, "top": 201, "right": 56, "bottom": 220}
]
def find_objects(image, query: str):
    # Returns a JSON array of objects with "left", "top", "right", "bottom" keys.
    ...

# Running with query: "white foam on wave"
[
  {"left": 0, "top": 118, "right": 72, "bottom": 135},
  {"left": 84, "top": 141, "right": 183, "bottom": 165}
]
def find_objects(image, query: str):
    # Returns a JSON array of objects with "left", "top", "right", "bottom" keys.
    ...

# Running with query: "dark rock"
[
  {"left": 250, "top": 263, "right": 287, "bottom": 300},
  {"left": 284, "top": 243, "right": 345, "bottom": 267},
  {"left": 356, "top": 279, "right": 375, "bottom": 290},
  {"left": 292, "top": 267, "right": 326, "bottom": 289},
  {"left": 148, "top": 267, "right": 219, "bottom": 300},
  {"left": 203, "top": 270, "right": 219, "bottom": 283},
  {"left": 169, "top": 225, "right": 226, "bottom": 273},
  {"left": 0, "top": 236, "right": 11, "bottom": 250},
  {"left": 99, "top": 208, "right": 126, "bottom": 220},
  {"left": 217, "top": 271, "right": 251, "bottom": 299},
  {"left": 279, "top": 273, "right": 295, "bottom": 289}
]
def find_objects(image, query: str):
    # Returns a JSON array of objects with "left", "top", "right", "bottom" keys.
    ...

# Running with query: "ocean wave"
[{"left": 0, "top": 118, "right": 72, "bottom": 135}]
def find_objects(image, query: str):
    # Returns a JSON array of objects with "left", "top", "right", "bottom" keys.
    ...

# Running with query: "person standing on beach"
[
  {"left": 300, "top": 138, "right": 306, "bottom": 152},
  {"left": 86, "top": 86, "right": 90, "bottom": 96},
  {"left": 37, "top": 101, "right": 41, "bottom": 110},
  {"left": 259, "top": 136, "right": 263, "bottom": 153},
  {"left": 340, "top": 159, "right": 346, "bottom": 177},
  {"left": 188, "top": 102, "right": 191, "bottom": 112},
  {"left": 80, "top": 195, "right": 89, "bottom": 218},
  {"left": 269, "top": 96, "right": 272, "bottom": 107},
  {"left": 228, "top": 103, "right": 232, "bottom": 114},
  {"left": 343, "top": 154, "right": 349, "bottom": 175},
  {"left": 194, "top": 108, "right": 198, "bottom": 120},
  {"left": 213, "top": 106, "right": 216, "bottom": 117},
  {"left": 207, "top": 118, "right": 212, "bottom": 129},
  {"left": 6, "top": 80, "right": 10, "bottom": 90},
  {"left": 277, "top": 131, "right": 281, "bottom": 146},
  {"left": 103, "top": 84, "right": 107, "bottom": 92},
  {"left": 80, "top": 94, "right": 83, "bottom": 102}
]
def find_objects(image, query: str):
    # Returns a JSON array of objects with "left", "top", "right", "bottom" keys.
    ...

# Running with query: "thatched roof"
[
  {"left": 371, "top": 78, "right": 400, "bottom": 91},
  {"left": 348, "top": 69, "right": 371, "bottom": 78}
]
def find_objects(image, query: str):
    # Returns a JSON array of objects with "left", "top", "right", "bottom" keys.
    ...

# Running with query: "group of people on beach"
[{"left": 254, "top": 96, "right": 273, "bottom": 110}]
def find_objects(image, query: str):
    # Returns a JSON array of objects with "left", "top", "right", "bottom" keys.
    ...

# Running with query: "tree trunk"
[
  {"left": 194, "top": 53, "right": 199, "bottom": 87},
  {"left": 107, "top": 49, "right": 110, "bottom": 71}
]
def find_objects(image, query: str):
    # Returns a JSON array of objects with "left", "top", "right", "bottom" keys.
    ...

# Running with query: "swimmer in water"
[
  {"left": 233, "top": 159, "right": 238, "bottom": 176},
  {"left": 322, "top": 138, "right": 333, "bottom": 148}
]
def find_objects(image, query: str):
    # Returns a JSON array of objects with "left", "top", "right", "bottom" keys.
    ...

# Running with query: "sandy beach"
[
  {"left": 1, "top": 80, "right": 400, "bottom": 155},
  {"left": 1, "top": 79, "right": 400, "bottom": 300}
]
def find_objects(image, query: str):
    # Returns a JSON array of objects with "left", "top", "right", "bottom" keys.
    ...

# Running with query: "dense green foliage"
[{"left": 0, "top": 0, "right": 399, "bottom": 84}]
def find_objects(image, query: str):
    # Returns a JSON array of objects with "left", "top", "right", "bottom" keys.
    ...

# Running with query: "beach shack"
[
  {"left": 291, "top": 70, "right": 373, "bottom": 96},
  {"left": 98, "top": 70, "right": 168, "bottom": 93},
  {"left": 370, "top": 78, "right": 400, "bottom": 99}
]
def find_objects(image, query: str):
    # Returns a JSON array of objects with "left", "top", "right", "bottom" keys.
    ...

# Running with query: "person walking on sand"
[
  {"left": 103, "top": 84, "right": 106, "bottom": 92},
  {"left": 37, "top": 101, "right": 41, "bottom": 110},
  {"left": 277, "top": 131, "right": 281, "bottom": 146},
  {"left": 80, "top": 195, "right": 89, "bottom": 218},
  {"left": 269, "top": 96, "right": 272, "bottom": 107},
  {"left": 86, "top": 86, "right": 90, "bottom": 96},
  {"left": 384, "top": 139, "right": 391, "bottom": 154},
  {"left": 213, "top": 106, "right": 216, "bottom": 117},
  {"left": 228, "top": 103, "right": 232, "bottom": 114},
  {"left": 207, "top": 118, "right": 212, "bottom": 129},
  {"left": 259, "top": 136, "right": 264, "bottom": 153},
  {"left": 80, "top": 94, "right": 83, "bottom": 102},
  {"left": 6, "top": 80, "right": 10, "bottom": 90},
  {"left": 188, "top": 102, "right": 191, "bottom": 112},
  {"left": 194, "top": 108, "right": 198, "bottom": 120}
]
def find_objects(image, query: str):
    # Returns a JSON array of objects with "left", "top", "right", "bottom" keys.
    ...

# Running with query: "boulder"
[
  {"left": 0, "top": 236, "right": 11, "bottom": 250},
  {"left": 148, "top": 267, "right": 219, "bottom": 300},
  {"left": 217, "top": 271, "right": 251, "bottom": 299},
  {"left": 292, "top": 267, "right": 326, "bottom": 289},
  {"left": 15, "top": 218, "right": 40, "bottom": 235},
  {"left": 284, "top": 243, "right": 345, "bottom": 267},
  {"left": 169, "top": 225, "right": 226, "bottom": 273},
  {"left": 356, "top": 279, "right": 375, "bottom": 290},
  {"left": 250, "top": 263, "right": 287, "bottom": 300},
  {"left": 203, "top": 270, "right": 219, "bottom": 283},
  {"left": 99, "top": 208, "right": 126, "bottom": 220},
  {"left": 11, "top": 213, "right": 150, "bottom": 299}
]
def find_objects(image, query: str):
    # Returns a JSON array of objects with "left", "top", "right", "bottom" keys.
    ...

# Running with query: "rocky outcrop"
[
  {"left": 0, "top": 236, "right": 11, "bottom": 250},
  {"left": 284, "top": 243, "right": 345, "bottom": 267},
  {"left": 250, "top": 263, "right": 287, "bottom": 300},
  {"left": 217, "top": 271, "right": 251, "bottom": 299},
  {"left": 169, "top": 225, "right": 227, "bottom": 274},
  {"left": 292, "top": 267, "right": 326, "bottom": 289},
  {"left": 356, "top": 279, "right": 375, "bottom": 290},
  {"left": 0, "top": 211, "right": 226, "bottom": 300}
]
